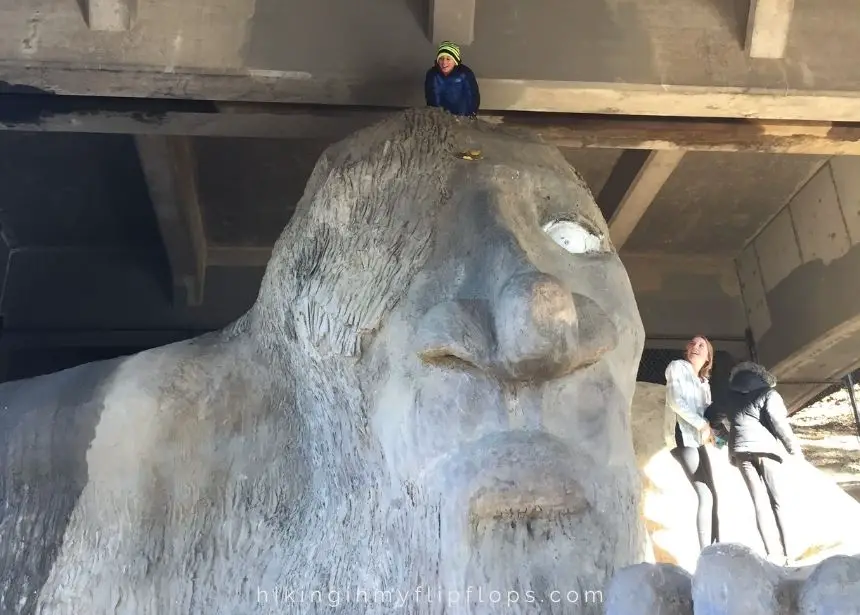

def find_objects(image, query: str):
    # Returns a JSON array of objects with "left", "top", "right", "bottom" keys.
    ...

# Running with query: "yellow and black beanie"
[{"left": 436, "top": 41, "right": 461, "bottom": 64}]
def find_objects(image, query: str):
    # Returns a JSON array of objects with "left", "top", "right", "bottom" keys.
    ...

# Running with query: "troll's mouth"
[
  {"left": 456, "top": 431, "right": 589, "bottom": 521},
  {"left": 470, "top": 484, "right": 588, "bottom": 520}
]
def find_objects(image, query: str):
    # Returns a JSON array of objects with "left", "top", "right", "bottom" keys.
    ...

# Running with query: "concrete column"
[
  {"left": 428, "top": 0, "right": 476, "bottom": 45},
  {"left": 745, "top": 0, "right": 795, "bottom": 59},
  {"left": 736, "top": 156, "right": 860, "bottom": 409},
  {"left": 84, "top": 0, "right": 137, "bottom": 31}
]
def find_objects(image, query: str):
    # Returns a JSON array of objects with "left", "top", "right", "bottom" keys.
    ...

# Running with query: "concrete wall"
[
  {"left": 0, "top": 0, "right": 256, "bottom": 69},
  {"left": 622, "top": 253, "right": 748, "bottom": 341},
  {"left": 736, "top": 156, "right": 860, "bottom": 408},
  {"left": 2, "top": 0, "right": 860, "bottom": 96},
  {"left": 624, "top": 152, "right": 829, "bottom": 255}
]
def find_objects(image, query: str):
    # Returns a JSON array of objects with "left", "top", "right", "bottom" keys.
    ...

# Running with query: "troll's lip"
[
  {"left": 451, "top": 431, "right": 590, "bottom": 520},
  {"left": 470, "top": 481, "right": 588, "bottom": 520}
]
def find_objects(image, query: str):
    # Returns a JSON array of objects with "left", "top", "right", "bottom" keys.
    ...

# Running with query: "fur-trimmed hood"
[{"left": 728, "top": 361, "right": 777, "bottom": 393}]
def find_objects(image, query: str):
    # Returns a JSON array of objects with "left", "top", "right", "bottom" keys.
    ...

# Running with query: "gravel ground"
[{"left": 790, "top": 384, "right": 860, "bottom": 502}]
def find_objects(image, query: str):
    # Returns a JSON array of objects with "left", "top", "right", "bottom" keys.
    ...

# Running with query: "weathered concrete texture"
[
  {"left": 621, "top": 254, "right": 748, "bottom": 340},
  {"left": 737, "top": 155, "right": 860, "bottom": 409},
  {"left": 0, "top": 109, "right": 648, "bottom": 613},
  {"left": 693, "top": 544, "right": 789, "bottom": 615},
  {"left": 0, "top": 0, "right": 255, "bottom": 68},
  {"left": 608, "top": 548, "right": 860, "bottom": 615},
  {"left": 245, "top": 0, "right": 860, "bottom": 89},
  {"left": 797, "top": 554, "right": 860, "bottom": 615},
  {"left": 84, "top": 0, "right": 136, "bottom": 32},
  {"left": 3, "top": 0, "right": 860, "bottom": 105},
  {"left": 631, "top": 382, "right": 860, "bottom": 573},
  {"left": 605, "top": 562, "right": 693, "bottom": 615}
]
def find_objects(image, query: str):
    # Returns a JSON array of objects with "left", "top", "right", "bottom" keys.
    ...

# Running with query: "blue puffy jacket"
[{"left": 424, "top": 64, "right": 480, "bottom": 117}]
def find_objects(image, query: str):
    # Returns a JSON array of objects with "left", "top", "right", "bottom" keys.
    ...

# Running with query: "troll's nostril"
[
  {"left": 414, "top": 300, "right": 493, "bottom": 369},
  {"left": 419, "top": 345, "right": 480, "bottom": 371}
]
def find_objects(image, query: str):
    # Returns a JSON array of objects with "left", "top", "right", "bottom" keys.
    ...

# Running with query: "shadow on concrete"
[
  {"left": 467, "top": 0, "right": 657, "bottom": 110},
  {"left": 73, "top": 0, "right": 106, "bottom": 29},
  {"left": 403, "top": 0, "right": 429, "bottom": 40},
  {"left": 246, "top": 0, "right": 431, "bottom": 77},
  {"left": 704, "top": 0, "right": 750, "bottom": 48}
]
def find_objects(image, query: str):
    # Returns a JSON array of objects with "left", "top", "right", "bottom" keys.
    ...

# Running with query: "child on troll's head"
[{"left": 424, "top": 41, "right": 481, "bottom": 118}]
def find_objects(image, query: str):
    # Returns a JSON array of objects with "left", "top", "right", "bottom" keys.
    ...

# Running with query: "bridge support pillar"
[{"left": 736, "top": 156, "right": 860, "bottom": 410}]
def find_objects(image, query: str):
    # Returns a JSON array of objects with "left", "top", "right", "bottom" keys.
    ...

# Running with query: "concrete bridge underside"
[{"left": 0, "top": 0, "right": 859, "bottom": 411}]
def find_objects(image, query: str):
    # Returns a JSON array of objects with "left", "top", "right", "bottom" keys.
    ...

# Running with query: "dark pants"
[
  {"left": 671, "top": 423, "right": 720, "bottom": 549},
  {"left": 735, "top": 452, "right": 790, "bottom": 558}
]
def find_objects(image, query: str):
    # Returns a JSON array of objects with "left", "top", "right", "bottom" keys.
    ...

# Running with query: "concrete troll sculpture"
[
  {"left": 0, "top": 108, "right": 648, "bottom": 614},
  {"left": 606, "top": 543, "right": 860, "bottom": 615}
]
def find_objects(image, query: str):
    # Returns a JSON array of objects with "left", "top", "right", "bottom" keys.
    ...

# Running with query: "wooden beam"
[
  {"left": 134, "top": 135, "right": 208, "bottom": 306},
  {"left": 428, "top": 0, "right": 476, "bottom": 45},
  {"left": 83, "top": 0, "right": 137, "bottom": 31},
  {"left": 598, "top": 150, "right": 685, "bottom": 249},
  {"left": 0, "top": 95, "right": 392, "bottom": 139},
  {"left": 6, "top": 95, "right": 860, "bottom": 155},
  {"left": 745, "top": 0, "right": 794, "bottom": 59},
  {"left": 482, "top": 115, "right": 860, "bottom": 155},
  {"left": 6, "top": 62, "right": 860, "bottom": 120}
]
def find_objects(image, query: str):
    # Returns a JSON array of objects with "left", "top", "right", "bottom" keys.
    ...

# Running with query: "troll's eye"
[{"left": 542, "top": 220, "right": 604, "bottom": 254}]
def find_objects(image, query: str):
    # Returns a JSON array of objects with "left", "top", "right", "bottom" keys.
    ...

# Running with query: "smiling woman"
[{"left": 665, "top": 334, "right": 721, "bottom": 553}]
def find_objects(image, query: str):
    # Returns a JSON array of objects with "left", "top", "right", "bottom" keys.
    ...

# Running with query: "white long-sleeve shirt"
[{"left": 665, "top": 359, "right": 712, "bottom": 448}]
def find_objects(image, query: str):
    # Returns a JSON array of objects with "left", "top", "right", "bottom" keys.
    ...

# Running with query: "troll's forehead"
[{"left": 260, "top": 109, "right": 605, "bottom": 357}]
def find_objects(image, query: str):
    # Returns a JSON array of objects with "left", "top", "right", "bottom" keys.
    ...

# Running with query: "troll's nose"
[{"left": 494, "top": 272, "right": 616, "bottom": 381}]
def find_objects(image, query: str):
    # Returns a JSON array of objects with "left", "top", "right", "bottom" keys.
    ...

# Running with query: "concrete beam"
[
  {"left": 6, "top": 95, "right": 860, "bottom": 155},
  {"left": 737, "top": 156, "right": 860, "bottom": 411},
  {"left": 83, "top": 0, "right": 137, "bottom": 31},
  {"left": 428, "top": 0, "right": 476, "bottom": 45},
  {"left": 0, "top": 95, "right": 393, "bottom": 139},
  {"left": 7, "top": 62, "right": 860, "bottom": 120},
  {"left": 745, "top": 0, "right": 794, "bottom": 59},
  {"left": 597, "top": 150, "right": 685, "bottom": 249},
  {"left": 134, "top": 136, "right": 208, "bottom": 306}
]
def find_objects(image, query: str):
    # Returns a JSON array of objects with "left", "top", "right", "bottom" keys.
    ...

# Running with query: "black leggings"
[
  {"left": 671, "top": 423, "right": 720, "bottom": 549},
  {"left": 735, "top": 452, "right": 790, "bottom": 558}
]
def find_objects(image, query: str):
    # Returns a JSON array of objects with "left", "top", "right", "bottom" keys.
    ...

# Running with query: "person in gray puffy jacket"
[{"left": 721, "top": 361, "right": 803, "bottom": 565}]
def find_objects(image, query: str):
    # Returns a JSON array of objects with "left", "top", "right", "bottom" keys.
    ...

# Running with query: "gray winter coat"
[{"left": 723, "top": 362, "right": 800, "bottom": 462}]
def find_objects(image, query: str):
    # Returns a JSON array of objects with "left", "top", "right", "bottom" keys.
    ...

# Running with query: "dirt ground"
[{"left": 790, "top": 383, "right": 860, "bottom": 502}]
